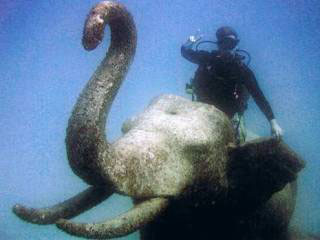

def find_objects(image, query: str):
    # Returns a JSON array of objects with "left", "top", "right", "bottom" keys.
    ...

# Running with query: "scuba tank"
[
  {"left": 185, "top": 39, "right": 251, "bottom": 100},
  {"left": 195, "top": 40, "right": 251, "bottom": 66}
]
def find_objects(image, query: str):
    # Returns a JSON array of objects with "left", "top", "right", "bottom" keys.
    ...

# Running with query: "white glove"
[
  {"left": 187, "top": 29, "right": 203, "bottom": 43},
  {"left": 270, "top": 119, "right": 283, "bottom": 140},
  {"left": 188, "top": 35, "right": 201, "bottom": 43}
]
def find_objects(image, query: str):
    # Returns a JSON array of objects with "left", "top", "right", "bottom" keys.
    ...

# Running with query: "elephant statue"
[{"left": 13, "top": 1, "right": 306, "bottom": 239}]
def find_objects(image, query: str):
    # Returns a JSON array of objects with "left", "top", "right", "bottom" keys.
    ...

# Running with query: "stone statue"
[{"left": 12, "top": 1, "right": 306, "bottom": 239}]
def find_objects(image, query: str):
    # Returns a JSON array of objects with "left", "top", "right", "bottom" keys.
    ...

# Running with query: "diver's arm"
[
  {"left": 181, "top": 37, "right": 211, "bottom": 64},
  {"left": 243, "top": 67, "right": 283, "bottom": 139}
]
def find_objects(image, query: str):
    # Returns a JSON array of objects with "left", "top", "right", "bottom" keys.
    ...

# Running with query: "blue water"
[{"left": 1, "top": 0, "right": 319, "bottom": 239}]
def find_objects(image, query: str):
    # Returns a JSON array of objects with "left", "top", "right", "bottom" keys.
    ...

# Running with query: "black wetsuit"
[{"left": 181, "top": 44, "right": 274, "bottom": 120}]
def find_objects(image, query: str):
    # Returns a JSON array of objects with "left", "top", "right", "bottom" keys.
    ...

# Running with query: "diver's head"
[{"left": 216, "top": 26, "right": 239, "bottom": 50}]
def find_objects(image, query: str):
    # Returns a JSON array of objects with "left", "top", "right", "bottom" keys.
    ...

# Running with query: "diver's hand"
[
  {"left": 270, "top": 119, "right": 283, "bottom": 140},
  {"left": 183, "top": 35, "right": 201, "bottom": 48},
  {"left": 187, "top": 29, "right": 203, "bottom": 43},
  {"left": 188, "top": 35, "right": 201, "bottom": 43}
]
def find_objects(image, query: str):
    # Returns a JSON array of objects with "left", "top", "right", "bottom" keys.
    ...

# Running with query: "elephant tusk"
[
  {"left": 12, "top": 186, "right": 113, "bottom": 225},
  {"left": 56, "top": 197, "right": 169, "bottom": 239}
]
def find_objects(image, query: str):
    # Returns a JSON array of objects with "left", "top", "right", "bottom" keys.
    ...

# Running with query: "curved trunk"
[{"left": 66, "top": 1, "right": 137, "bottom": 185}]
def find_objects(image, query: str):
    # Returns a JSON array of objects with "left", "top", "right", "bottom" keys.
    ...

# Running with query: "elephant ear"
[{"left": 227, "top": 137, "right": 305, "bottom": 207}]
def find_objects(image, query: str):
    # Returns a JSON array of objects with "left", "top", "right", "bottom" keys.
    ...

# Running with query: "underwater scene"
[{"left": 1, "top": 0, "right": 319, "bottom": 239}]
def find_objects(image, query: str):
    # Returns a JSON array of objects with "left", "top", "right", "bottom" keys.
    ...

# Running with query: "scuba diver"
[{"left": 181, "top": 26, "right": 283, "bottom": 144}]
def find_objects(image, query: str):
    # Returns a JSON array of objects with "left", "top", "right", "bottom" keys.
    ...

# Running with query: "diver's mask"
[{"left": 218, "top": 35, "right": 239, "bottom": 50}]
